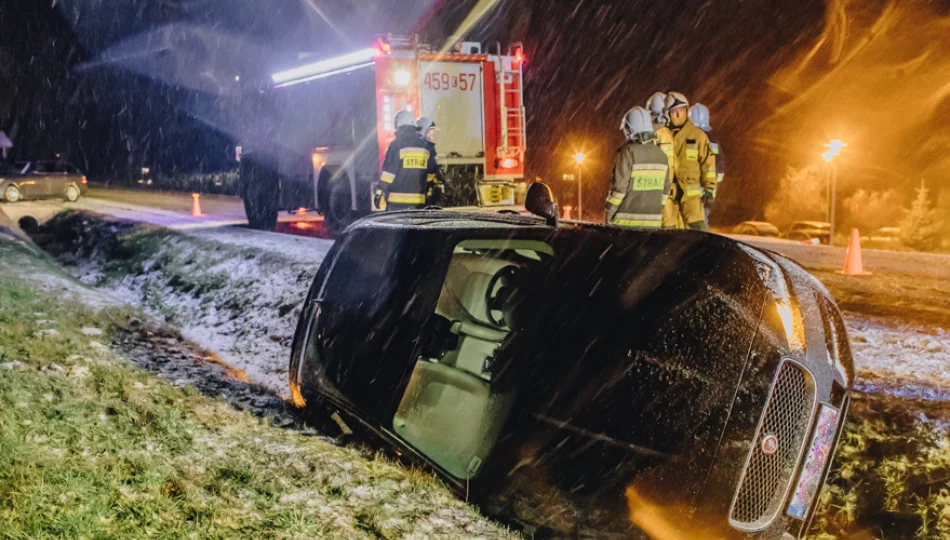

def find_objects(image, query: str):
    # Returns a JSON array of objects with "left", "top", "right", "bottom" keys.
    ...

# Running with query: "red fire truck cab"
[{"left": 239, "top": 35, "right": 527, "bottom": 233}]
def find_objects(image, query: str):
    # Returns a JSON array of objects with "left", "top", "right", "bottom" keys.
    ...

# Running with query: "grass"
[
  {"left": 0, "top": 238, "right": 516, "bottom": 539},
  {"left": 814, "top": 270, "right": 950, "bottom": 325},
  {"left": 809, "top": 394, "right": 950, "bottom": 539}
]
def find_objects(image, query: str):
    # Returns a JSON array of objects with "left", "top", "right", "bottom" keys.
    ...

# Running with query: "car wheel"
[
  {"left": 325, "top": 180, "right": 354, "bottom": 237},
  {"left": 3, "top": 185, "right": 20, "bottom": 203},
  {"left": 241, "top": 158, "right": 279, "bottom": 230},
  {"left": 64, "top": 184, "right": 81, "bottom": 202}
]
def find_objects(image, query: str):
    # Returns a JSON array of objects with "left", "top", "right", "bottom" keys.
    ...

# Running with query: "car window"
[
  {"left": 314, "top": 227, "right": 450, "bottom": 414},
  {"left": 392, "top": 238, "right": 553, "bottom": 479},
  {"left": 38, "top": 161, "right": 67, "bottom": 173}
]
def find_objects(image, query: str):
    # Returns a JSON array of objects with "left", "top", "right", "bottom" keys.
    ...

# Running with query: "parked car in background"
[
  {"left": 783, "top": 221, "right": 831, "bottom": 244},
  {"left": 732, "top": 221, "right": 781, "bottom": 238},
  {"left": 863, "top": 227, "right": 901, "bottom": 243},
  {"left": 289, "top": 185, "right": 853, "bottom": 539},
  {"left": 0, "top": 161, "right": 87, "bottom": 203}
]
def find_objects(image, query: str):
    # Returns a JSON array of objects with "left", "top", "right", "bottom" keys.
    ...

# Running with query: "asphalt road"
[{"left": 3, "top": 186, "right": 949, "bottom": 279}]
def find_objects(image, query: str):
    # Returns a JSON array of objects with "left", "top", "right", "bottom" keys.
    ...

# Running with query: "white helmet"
[
  {"left": 416, "top": 116, "right": 437, "bottom": 141},
  {"left": 664, "top": 92, "right": 689, "bottom": 113},
  {"left": 621, "top": 107, "right": 655, "bottom": 142},
  {"left": 689, "top": 103, "right": 711, "bottom": 132},
  {"left": 394, "top": 109, "right": 416, "bottom": 130},
  {"left": 646, "top": 92, "right": 668, "bottom": 126}
]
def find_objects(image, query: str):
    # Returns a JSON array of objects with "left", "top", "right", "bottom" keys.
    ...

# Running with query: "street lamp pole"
[
  {"left": 576, "top": 163, "right": 583, "bottom": 220},
  {"left": 830, "top": 160, "right": 837, "bottom": 245},
  {"left": 574, "top": 153, "right": 585, "bottom": 220},
  {"left": 822, "top": 140, "right": 846, "bottom": 246}
]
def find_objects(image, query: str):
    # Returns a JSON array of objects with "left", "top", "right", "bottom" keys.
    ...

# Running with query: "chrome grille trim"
[{"left": 729, "top": 359, "right": 817, "bottom": 531}]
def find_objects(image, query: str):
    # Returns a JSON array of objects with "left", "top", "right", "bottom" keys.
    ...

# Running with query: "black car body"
[
  {"left": 0, "top": 161, "right": 88, "bottom": 202},
  {"left": 289, "top": 210, "right": 853, "bottom": 539}
]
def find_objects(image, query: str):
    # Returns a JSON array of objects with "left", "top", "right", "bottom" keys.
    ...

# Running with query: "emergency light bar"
[{"left": 271, "top": 48, "right": 377, "bottom": 85}]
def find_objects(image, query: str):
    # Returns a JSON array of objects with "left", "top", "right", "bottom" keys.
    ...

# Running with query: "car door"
[
  {"left": 12, "top": 162, "right": 43, "bottom": 198},
  {"left": 37, "top": 161, "right": 66, "bottom": 197}
]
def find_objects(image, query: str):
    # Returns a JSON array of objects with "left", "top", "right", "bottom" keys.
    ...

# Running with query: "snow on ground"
[
  {"left": 846, "top": 313, "right": 950, "bottom": 400},
  {"left": 38, "top": 213, "right": 332, "bottom": 393}
]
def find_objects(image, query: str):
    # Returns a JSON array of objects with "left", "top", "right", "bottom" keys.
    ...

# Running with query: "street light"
[
  {"left": 573, "top": 153, "right": 586, "bottom": 219},
  {"left": 822, "top": 140, "right": 847, "bottom": 245}
]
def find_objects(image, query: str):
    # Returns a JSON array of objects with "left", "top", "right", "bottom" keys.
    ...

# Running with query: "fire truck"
[{"left": 239, "top": 35, "right": 527, "bottom": 233}]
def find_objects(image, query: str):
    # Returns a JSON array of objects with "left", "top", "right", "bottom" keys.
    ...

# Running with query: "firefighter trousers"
[{"left": 662, "top": 183, "right": 707, "bottom": 231}]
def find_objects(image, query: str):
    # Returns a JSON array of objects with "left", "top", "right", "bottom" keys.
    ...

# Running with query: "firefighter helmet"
[
  {"left": 394, "top": 109, "right": 416, "bottom": 130},
  {"left": 689, "top": 103, "right": 711, "bottom": 132},
  {"left": 416, "top": 116, "right": 437, "bottom": 141},
  {"left": 665, "top": 92, "right": 689, "bottom": 113},
  {"left": 621, "top": 107, "right": 655, "bottom": 142},
  {"left": 646, "top": 92, "right": 668, "bottom": 126}
]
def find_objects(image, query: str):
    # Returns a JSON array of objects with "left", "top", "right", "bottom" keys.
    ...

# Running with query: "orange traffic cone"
[
  {"left": 191, "top": 193, "right": 204, "bottom": 217},
  {"left": 836, "top": 228, "right": 871, "bottom": 276},
  {"left": 562, "top": 205, "right": 572, "bottom": 220}
]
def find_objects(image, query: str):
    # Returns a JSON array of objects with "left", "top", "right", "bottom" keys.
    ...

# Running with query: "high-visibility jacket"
[
  {"left": 670, "top": 119, "right": 716, "bottom": 198},
  {"left": 707, "top": 131, "right": 725, "bottom": 185},
  {"left": 380, "top": 126, "right": 432, "bottom": 209},
  {"left": 605, "top": 140, "right": 671, "bottom": 228},
  {"left": 655, "top": 126, "right": 676, "bottom": 172}
]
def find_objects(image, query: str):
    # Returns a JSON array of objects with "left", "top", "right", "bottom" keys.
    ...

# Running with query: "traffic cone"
[
  {"left": 191, "top": 193, "right": 203, "bottom": 217},
  {"left": 836, "top": 228, "right": 871, "bottom": 276},
  {"left": 562, "top": 205, "right": 572, "bottom": 220}
]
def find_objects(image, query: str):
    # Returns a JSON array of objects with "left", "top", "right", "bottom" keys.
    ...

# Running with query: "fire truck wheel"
[
  {"left": 242, "top": 159, "right": 279, "bottom": 230},
  {"left": 326, "top": 180, "right": 354, "bottom": 236}
]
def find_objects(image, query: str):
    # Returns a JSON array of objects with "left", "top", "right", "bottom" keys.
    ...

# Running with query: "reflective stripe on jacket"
[
  {"left": 380, "top": 126, "right": 431, "bottom": 209},
  {"left": 605, "top": 141, "right": 670, "bottom": 228}
]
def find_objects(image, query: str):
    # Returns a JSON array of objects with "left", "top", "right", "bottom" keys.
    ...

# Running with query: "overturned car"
[{"left": 289, "top": 186, "right": 853, "bottom": 538}]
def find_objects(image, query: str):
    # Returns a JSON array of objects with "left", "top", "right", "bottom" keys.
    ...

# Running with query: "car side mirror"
[{"left": 525, "top": 182, "right": 559, "bottom": 227}]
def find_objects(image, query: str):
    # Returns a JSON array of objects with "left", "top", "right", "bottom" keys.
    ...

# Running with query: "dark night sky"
[{"left": 2, "top": 0, "right": 948, "bottom": 224}]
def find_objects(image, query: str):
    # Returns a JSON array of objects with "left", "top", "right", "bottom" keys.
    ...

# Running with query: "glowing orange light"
[
  {"left": 292, "top": 221, "right": 315, "bottom": 230},
  {"left": 81, "top": 176, "right": 88, "bottom": 184},
  {"left": 574, "top": 152, "right": 585, "bottom": 164},
  {"left": 501, "top": 158, "right": 518, "bottom": 168}
]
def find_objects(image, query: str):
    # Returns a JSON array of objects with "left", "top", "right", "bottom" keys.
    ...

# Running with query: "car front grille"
[{"left": 730, "top": 360, "right": 815, "bottom": 530}]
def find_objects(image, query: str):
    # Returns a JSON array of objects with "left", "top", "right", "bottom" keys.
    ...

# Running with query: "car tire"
[
  {"left": 325, "top": 180, "right": 355, "bottom": 237},
  {"left": 3, "top": 185, "right": 21, "bottom": 203},
  {"left": 64, "top": 184, "right": 81, "bottom": 202},
  {"left": 241, "top": 158, "right": 279, "bottom": 231}
]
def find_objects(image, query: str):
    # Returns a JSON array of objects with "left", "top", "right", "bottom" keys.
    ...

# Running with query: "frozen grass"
[
  {"left": 0, "top": 238, "right": 517, "bottom": 538},
  {"left": 809, "top": 394, "right": 950, "bottom": 539},
  {"left": 34, "top": 211, "right": 319, "bottom": 391}
]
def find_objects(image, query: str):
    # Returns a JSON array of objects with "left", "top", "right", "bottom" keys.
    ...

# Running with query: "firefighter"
[
  {"left": 416, "top": 116, "right": 445, "bottom": 207},
  {"left": 663, "top": 92, "right": 716, "bottom": 231},
  {"left": 689, "top": 103, "right": 724, "bottom": 224},
  {"left": 604, "top": 107, "right": 670, "bottom": 228},
  {"left": 378, "top": 109, "right": 431, "bottom": 211},
  {"left": 647, "top": 91, "right": 681, "bottom": 228},
  {"left": 646, "top": 92, "right": 675, "bottom": 164}
]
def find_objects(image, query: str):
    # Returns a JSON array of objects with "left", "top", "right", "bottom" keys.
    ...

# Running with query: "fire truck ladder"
[{"left": 498, "top": 55, "right": 526, "bottom": 158}]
